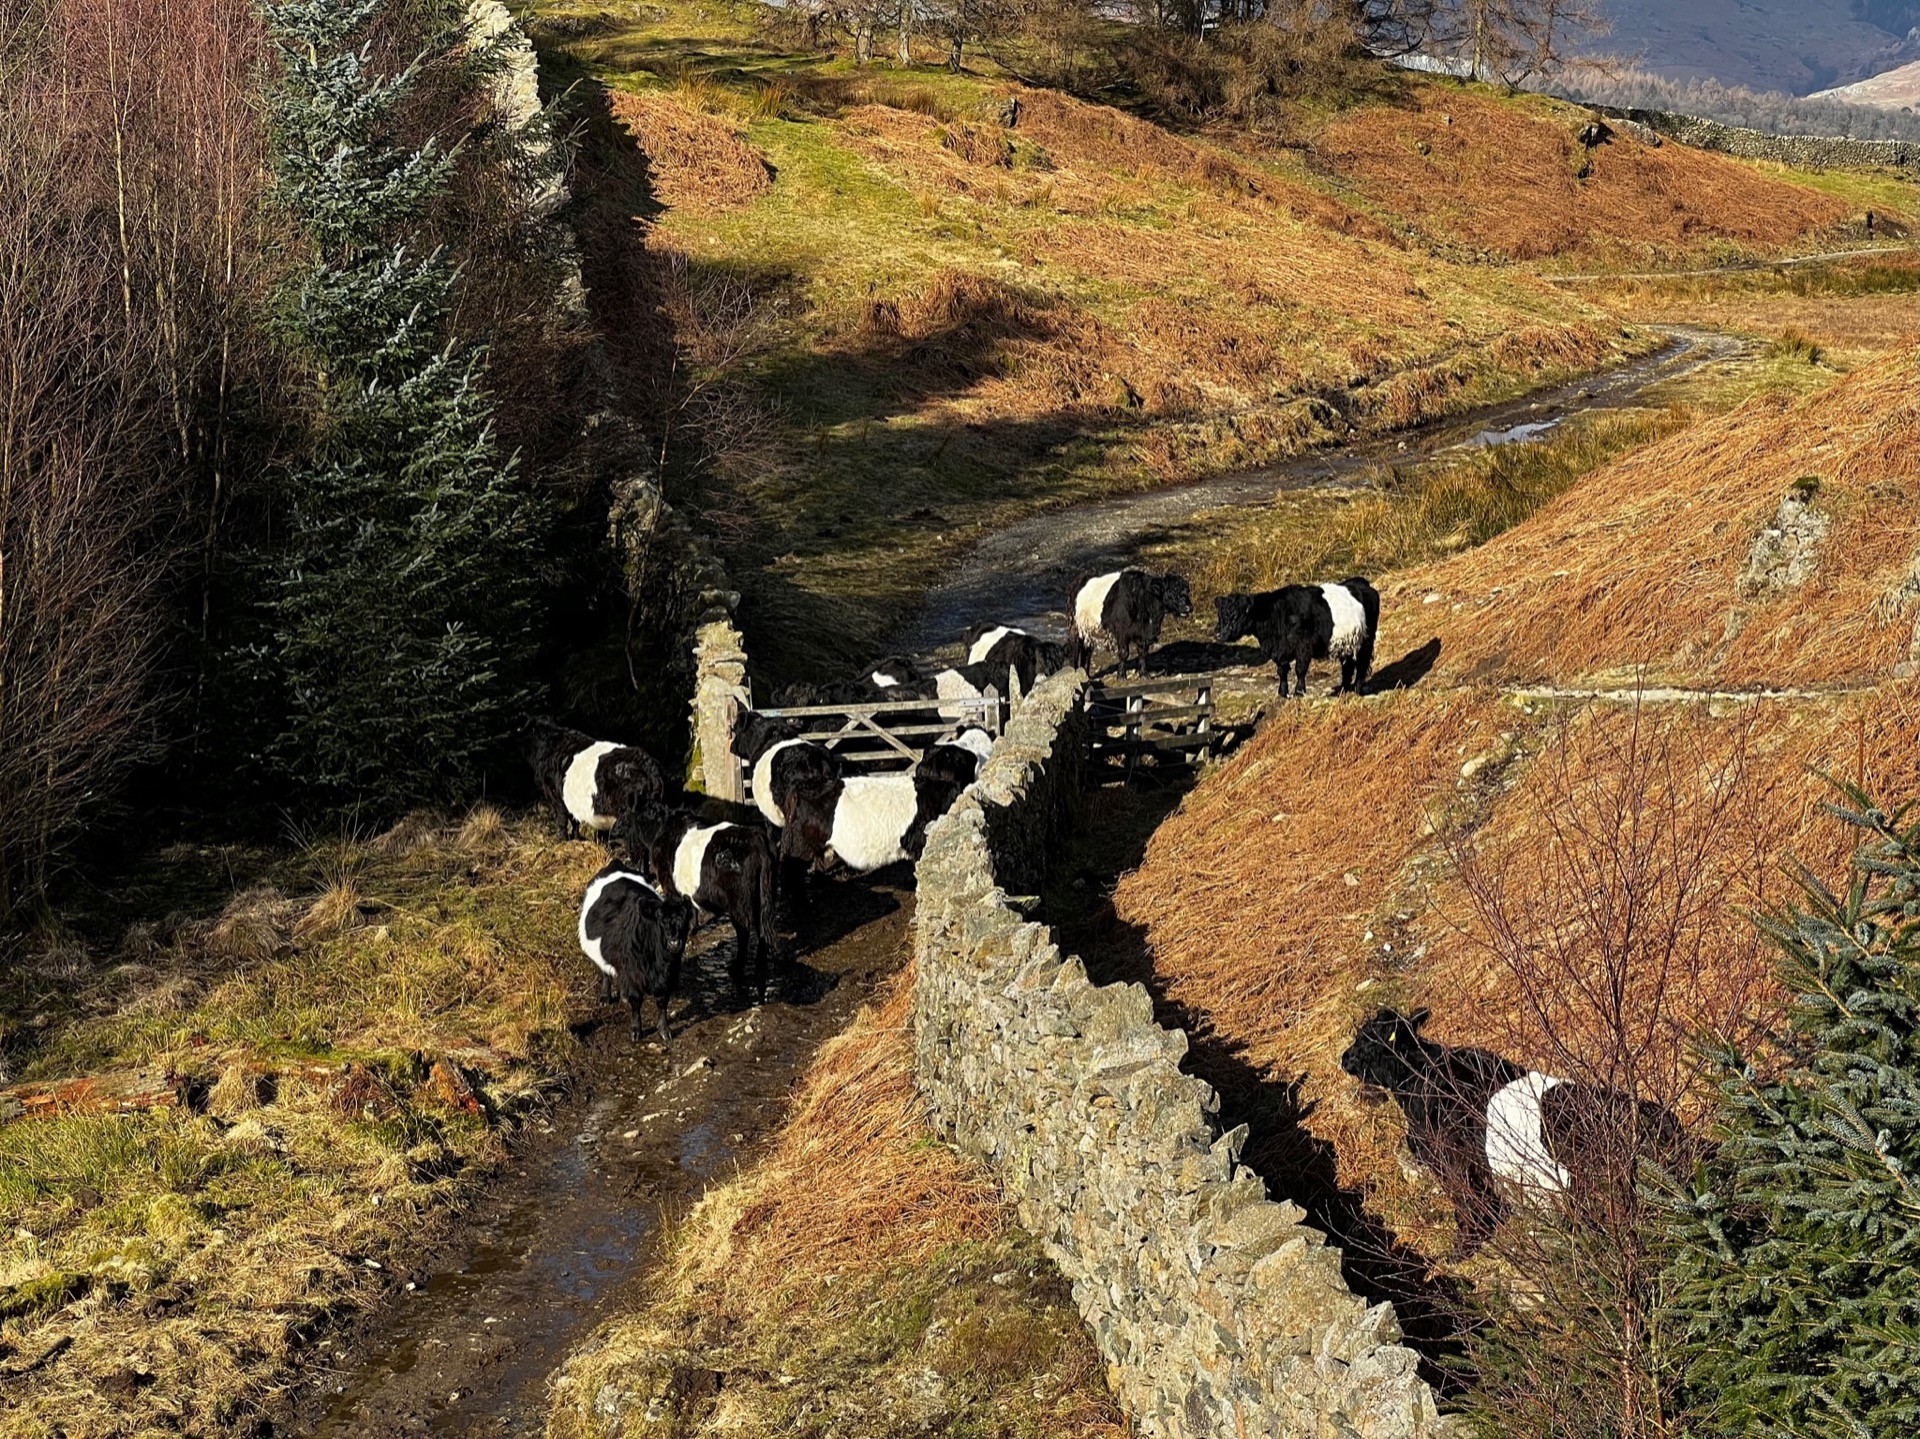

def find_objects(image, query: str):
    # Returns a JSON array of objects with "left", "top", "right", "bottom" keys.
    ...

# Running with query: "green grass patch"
[
  {"left": 0, "top": 810, "right": 598, "bottom": 1439},
  {"left": 1142, "top": 404, "right": 1696, "bottom": 602}
]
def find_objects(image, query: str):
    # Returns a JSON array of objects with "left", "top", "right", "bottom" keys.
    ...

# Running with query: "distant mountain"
[
  {"left": 1810, "top": 57, "right": 1920, "bottom": 109},
  {"left": 1579, "top": 0, "right": 1918, "bottom": 96}
]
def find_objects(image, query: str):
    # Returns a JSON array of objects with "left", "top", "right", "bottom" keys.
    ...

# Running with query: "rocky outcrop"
[
  {"left": 1739, "top": 479, "right": 1832, "bottom": 598},
  {"left": 912, "top": 671, "right": 1447, "bottom": 1439}
]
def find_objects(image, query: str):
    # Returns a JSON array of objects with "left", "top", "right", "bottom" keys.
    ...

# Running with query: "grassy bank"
[
  {"left": 0, "top": 813, "right": 598, "bottom": 1438},
  {"left": 548, "top": 973, "right": 1127, "bottom": 1439},
  {"left": 1135, "top": 404, "right": 1695, "bottom": 608}
]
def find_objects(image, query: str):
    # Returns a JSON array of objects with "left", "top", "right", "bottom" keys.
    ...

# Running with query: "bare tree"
[{"left": 1443, "top": 700, "right": 1781, "bottom": 1439}]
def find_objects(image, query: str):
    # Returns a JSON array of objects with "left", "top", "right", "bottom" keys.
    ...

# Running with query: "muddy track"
[
  {"left": 278, "top": 874, "right": 912, "bottom": 1439},
  {"left": 902, "top": 325, "right": 1746, "bottom": 655}
]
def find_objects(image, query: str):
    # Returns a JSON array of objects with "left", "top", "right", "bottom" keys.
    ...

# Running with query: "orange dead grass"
[
  {"left": 1310, "top": 88, "right": 1851, "bottom": 262},
  {"left": 609, "top": 91, "right": 770, "bottom": 214},
  {"left": 1112, "top": 684, "right": 1919, "bottom": 1257},
  {"left": 1376, "top": 349, "right": 1919, "bottom": 689},
  {"left": 698, "top": 971, "right": 1000, "bottom": 1311}
]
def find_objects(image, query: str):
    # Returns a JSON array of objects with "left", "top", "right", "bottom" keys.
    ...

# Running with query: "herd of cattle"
[{"left": 538, "top": 563, "right": 1683, "bottom": 1247}]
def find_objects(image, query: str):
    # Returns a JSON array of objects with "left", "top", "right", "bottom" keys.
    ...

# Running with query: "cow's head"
[
  {"left": 613, "top": 802, "right": 673, "bottom": 863},
  {"left": 732, "top": 711, "right": 798, "bottom": 763},
  {"left": 1214, "top": 593, "right": 1255, "bottom": 643},
  {"left": 1155, "top": 573, "right": 1193, "bottom": 619},
  {"left": 1340, "top": 1007, "right": 1433, "bottom": 1096}
]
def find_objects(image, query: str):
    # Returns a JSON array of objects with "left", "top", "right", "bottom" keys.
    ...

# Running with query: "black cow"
[
  {"left": 731, "top": 712, "right": 844, "bottom": 840},
  {"left": 1340, "top": 1007, "right": 1687, "bottom": 1255},
  {"left": 1215, "top": 578, "right": 1379, "bottom": 698},
  {"left": 618, "top": 806, "right": 783, "bottom": 1003},
  {"left": 577, "top": 863, "right": 694, "bottom": 1043},
  {"left": 524, "top": 718, "right": 666, "bottom": 838},
  {"left": 916, "top": 727, "right": 993, "bottom": 788},
  {"left": 1069, "top": 569, "right": 1192, "bottom": 678}
]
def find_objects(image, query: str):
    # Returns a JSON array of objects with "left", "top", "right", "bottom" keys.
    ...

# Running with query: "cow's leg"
[
  {"left": 1449, "top": 1164, "right": 1506, "bottom": 1258},
  {"left": 1293, "top": 654, "right": 1311, "bottom": 698},
  {"left": 1340, "top": 657, "right": 1356, "bottom": 693}
]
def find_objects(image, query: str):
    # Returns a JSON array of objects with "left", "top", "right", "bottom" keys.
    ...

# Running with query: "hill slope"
[
  {"left": 1306, "top": 84, "right": 1855, "bottom": 263},
  {"left": 1108, "top": 352, "right": 1919, "bottom": 1260},
  {"left": 1376, "top": 348, "right": 1918, "bottom": 689}
]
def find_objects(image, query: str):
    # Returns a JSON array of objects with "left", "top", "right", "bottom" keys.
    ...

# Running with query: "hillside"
[
  {"left": 1811, "top": 56, "right": 1920, "bottom": 107},
  {"left": 535, "top": 2, "right": 1700, "bottom": 675},
  {"left": 1106, "top": 350, "right": 1919, "bottom": 1264},
  {"left": 1303, "top": 84, "right": 1857, "bottom": 263},
  {"left": 1374, "top": 348, "right": 1917, "bottom": 689}
]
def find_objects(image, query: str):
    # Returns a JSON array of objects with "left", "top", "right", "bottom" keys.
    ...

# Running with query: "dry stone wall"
[
  {"left": 1590, "top": 104, "right": 1920, "bottom": 173},
  {"left": 912, "top": 671, "right": 1448, "bottom": 1439}
]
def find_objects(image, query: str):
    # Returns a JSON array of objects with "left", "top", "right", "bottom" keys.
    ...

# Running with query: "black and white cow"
[
  {"left": 577, "top": 863, "right": 694, "bottom": 1043},
  {"left": 865, "top": 655, "right": 923, "bottom": 690},
  {"left": 1214, "top": 577, "right": 1379, "bottom": 698},
  {"left": 731, "top": 712, "right": 844, "bottom": 840},
  {"left": 781, "top": 771, "right": 967, "bottom": 876},
  {"left": 1069, "top": 569, "right": 1192, "bottom": 678},
  {"left": 524, "top": 718, "right": 666, "bottom": 838},
  {"left": 916, "top": 726, "right": 994, "bottom": 788},
  {"left": 1339, "top": 1007, "right": 1686, "bottom": 1255},
  {"left": 965, "top": 625, "right": 1066, "bottom": 695},
  {"left": 618, "top": 806, "right": 783, "bottom": 1003}
]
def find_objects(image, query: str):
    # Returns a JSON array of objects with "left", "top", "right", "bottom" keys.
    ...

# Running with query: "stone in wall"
[{"left": 913, "top": 670, "right": 1448, "bottom": 1439}]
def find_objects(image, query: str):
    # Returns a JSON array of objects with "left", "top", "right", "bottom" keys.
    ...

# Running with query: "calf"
[
  {"left": 619, "top": 807, "right": 782, "bottom": 1003},
  {"left": 966, "top": 625, "right": 1066, "bottom": 695},
  {"left": 782, "top": 771, "right": 967, "bottom": 875},
  {"left": 577, "top": 863, "right": 694, "bottom": 1043},
  {"left": 917, "top": 726, "right": 993, "bottom": 788},
  {"left": 524, "top": 718, "right": 665, "bottom": 838},
  {"left": 1069, "top": 569, "right": 1192, "bottom": 678},
  {"left": 1339, "top": 1007, "right": 1686, "bottom": 1255},
  {"left": 1214, "top": 577, "right": 1379, "bottom": 698}
]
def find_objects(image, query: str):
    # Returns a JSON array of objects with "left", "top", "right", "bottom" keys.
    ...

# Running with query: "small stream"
[
  {"left": 903, "top": 325, "right": 1742, "bottom": 652},
  {"left": 284, "top": 881, "right": 912, "bottom": 1438}
]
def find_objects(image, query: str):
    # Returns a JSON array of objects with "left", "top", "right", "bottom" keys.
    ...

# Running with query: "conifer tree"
[
  {"left": 1663, "top": 788, "right": 1920, "bottom": 1439},
  {"left": 246, "top": 0, "right": 546, "bottom": 808}
]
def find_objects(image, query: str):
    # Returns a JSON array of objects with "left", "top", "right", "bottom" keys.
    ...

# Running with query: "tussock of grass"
[
  {"left": 0, "top": 813, "right": 601, "bottom": 1438},
  {"left": 547, "top": 974, "right": 1127, "bottom": 1439},
  {"left": 1761, "top": 326, "right": 1826, "bottom": 364}
]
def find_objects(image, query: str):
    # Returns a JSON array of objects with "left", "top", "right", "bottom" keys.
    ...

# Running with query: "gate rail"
[{"left": 727, "top": 691, "right": 1004, "bottom": 801}]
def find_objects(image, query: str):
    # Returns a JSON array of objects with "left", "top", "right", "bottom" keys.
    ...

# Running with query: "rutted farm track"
[{"left": 293, "top": 326, "right": 1756, "bottom": 1436}]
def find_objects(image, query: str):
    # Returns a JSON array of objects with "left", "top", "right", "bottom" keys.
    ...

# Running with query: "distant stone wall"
[
  {"left": 912, "top": 671, "right": 1447, "bottom": 1439},
  {"left": 1590, "top": 104, "right": 1920, "bottom": 173}
]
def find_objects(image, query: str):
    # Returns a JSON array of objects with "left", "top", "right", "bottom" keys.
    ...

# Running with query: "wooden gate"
[
  {"left": 1085, "top": 674, "right": 1215, "bottom": 773},
  {"left": 727, "top": 691, "right": 1004, "bottom": 803}
]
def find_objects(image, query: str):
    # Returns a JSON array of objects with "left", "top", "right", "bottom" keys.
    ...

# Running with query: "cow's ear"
[{"left": 1409, "top": 1007, "right": 1431, "bottom": 1029}]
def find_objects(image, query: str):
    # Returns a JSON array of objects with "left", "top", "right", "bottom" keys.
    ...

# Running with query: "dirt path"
[
  {"left": 280, "top": 873, "right": 913, "bottom": 1439},
  {"left": 901, "top": 325, "right": 1745, "bottom": 655},
  {"left": 1546, "top": 243, "right": 1913, "bottom": 284}
]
